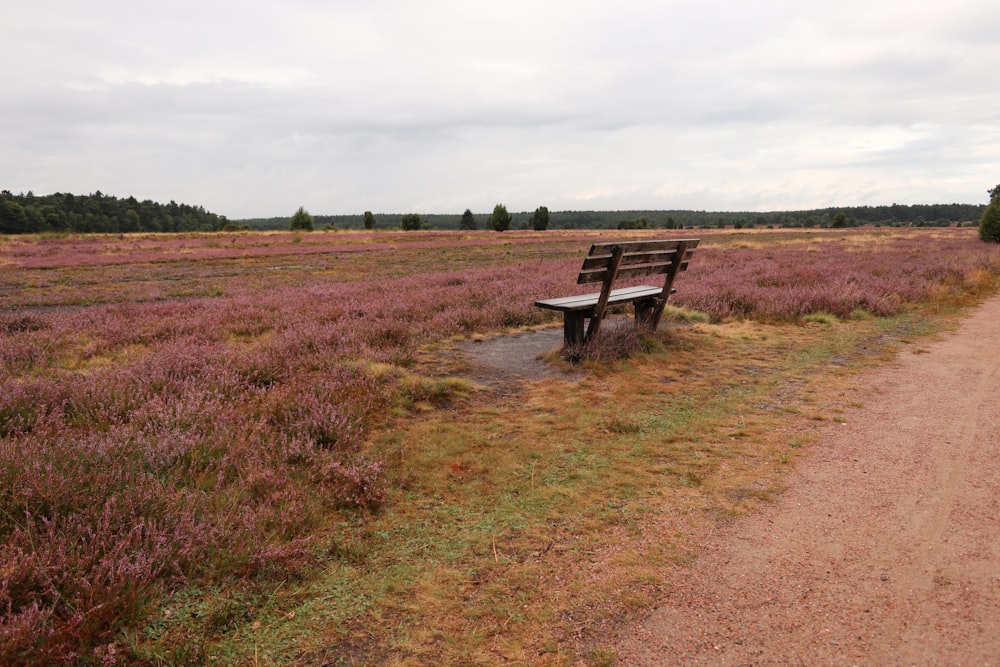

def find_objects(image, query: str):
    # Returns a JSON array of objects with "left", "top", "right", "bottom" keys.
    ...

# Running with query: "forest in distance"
[
  {"left": 0, "top": 188, "right": 988, "bottom": 235},
  {"left": 237, "top": 202, "right": 986, "bottom": 231}
]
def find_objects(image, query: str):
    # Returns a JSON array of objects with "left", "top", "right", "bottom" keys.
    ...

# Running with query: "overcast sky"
[{"left": 3, "top": 1, "right": 999, "bottom": 219}]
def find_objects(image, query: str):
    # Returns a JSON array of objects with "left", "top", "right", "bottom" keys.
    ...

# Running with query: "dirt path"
[{"left": 615, "top": 296, "right": 1000, "bottom": 665}]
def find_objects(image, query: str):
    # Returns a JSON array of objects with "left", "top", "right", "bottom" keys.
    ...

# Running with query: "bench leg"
[
  {"left": 634, "top": 298, "right": 663, "bottom": 330},
  {"left": 564, "top": 312, "right": 586, "bottom": 347},
  {"left": 650, "top": 296, "right": 670, "bottom": 329},
  {"left": 584, "top": 310, "right": 603, "bottom": 343}
]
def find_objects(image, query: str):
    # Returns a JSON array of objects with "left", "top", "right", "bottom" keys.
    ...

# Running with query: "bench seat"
[{"left": 535, "top": 285, "right": 672, "bottom": 312}]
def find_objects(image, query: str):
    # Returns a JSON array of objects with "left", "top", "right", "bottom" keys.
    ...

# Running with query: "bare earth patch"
[
  {"left": 614, "top": 296, "right": 1000, "bottom": 664},
  {"left": 456, "top": 327, "right": 580, "bottom": 390}
]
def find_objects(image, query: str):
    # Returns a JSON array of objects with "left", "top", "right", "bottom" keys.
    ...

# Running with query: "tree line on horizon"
[
  {"left": 249, "top": 201, "right": 986, "bottom": 232},
  {"left": 0, "top": 190, "right": 231, "bottom": 235},
  {"left": 0, "top": 189, "right": 987, "bottom": 235}
]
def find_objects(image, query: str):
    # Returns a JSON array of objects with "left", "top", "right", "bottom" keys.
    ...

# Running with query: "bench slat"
[
  {"left": 578, "top": 258, "right": 692, "bottom": 284},
  {"left": 588, "top": 238, "right": 699, "bottom": 255},
  {"left": 535, "top": 285, "right": 666, "bottom": 312},
  {"left": 580, "top": 249, "right": 681, "bottom": 271},
  {"left": 581, "top": 246, "right": 697, "bottom": 268}
]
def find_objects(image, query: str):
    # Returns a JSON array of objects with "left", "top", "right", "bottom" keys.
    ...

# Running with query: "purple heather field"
[{"left": 2, "top": 227, "right": 999, "bottom": 662}]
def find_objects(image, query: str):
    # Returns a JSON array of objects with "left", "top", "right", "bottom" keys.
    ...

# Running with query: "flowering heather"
[
  {"left": 1, "top": 226, "right": 999, "bottom": 662},
  {"left": 674, "top": 229, "right": 1000, "bottom": 321}
]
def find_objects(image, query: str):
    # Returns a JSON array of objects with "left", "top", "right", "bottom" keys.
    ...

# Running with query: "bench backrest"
[
  {"left": 577, "top": 238, "right": 699, "bottom": 341},
  {"left": 577, "top": 238, "right": 699, "bottom": 285}
]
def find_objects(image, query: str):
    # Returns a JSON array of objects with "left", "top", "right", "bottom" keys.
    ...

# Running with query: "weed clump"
[
  {"left": 562, "top": 323, "right": 676, "bottom": 364},
  {"left": 801, "top": 311, "right": 840, "bottom": 325}
]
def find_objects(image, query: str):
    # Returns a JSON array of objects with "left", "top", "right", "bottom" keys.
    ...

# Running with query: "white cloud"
[{"left": 3, "top": 0, "right": 999, "bottom": 217}]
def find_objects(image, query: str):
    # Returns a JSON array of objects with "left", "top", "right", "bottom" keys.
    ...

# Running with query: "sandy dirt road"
[{"left": 615, "top": 296, "right": 1000, "bottom": 665}]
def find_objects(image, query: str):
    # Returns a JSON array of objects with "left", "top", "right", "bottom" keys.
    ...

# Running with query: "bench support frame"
[{"left": 535, "top": 239, "right": 698, "bottom": 347}]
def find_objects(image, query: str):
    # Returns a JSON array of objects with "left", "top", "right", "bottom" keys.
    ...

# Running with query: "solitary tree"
[
  {"left": 363, "top": 210, "right": 375, "bottom": 230},
  {"left": 289, "top": 206, "right": 313, "bottom": 231},
  {"left": 831, "top": 212, "right": 847, "bottom": 228},
  {"left": 400, "top": 213, "right": 423, "bottom": 231},
  {"left": 979, "top": 184, "right": 1000, "bottom": 243},
  {"left": 459, "top": 208, "right": 476, "bottom": 230},
  {"left": 489, "top": 203, "right": 511, "bottom": 232},
  {"left": 530, "top": 205, "right": 549, "bottom": 231}
]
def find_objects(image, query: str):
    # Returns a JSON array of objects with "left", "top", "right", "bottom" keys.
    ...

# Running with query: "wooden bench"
[{"left": 535, "top": 239, "right": 699, "bottom": 346}]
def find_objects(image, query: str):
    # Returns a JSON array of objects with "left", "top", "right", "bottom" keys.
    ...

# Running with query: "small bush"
[
  {"left": 979, "top": 201, "right": 1000, "bottom": 243},
  {"left": 400, "top": 213, "right": 423, "bottom": 231},
  {"left": 289, "top": 206, "right": 313, "bottom": 231},
  {"left": 0, "top": 314, "right": 49, "bottom": 335},
  {"left": 315, "top": 457, "right": 387, "bottom": 511},
  {"left": 489, "top": 203, "right": 511, "bottom": 232}
]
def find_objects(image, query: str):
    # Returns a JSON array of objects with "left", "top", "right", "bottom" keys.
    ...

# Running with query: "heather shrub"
[
  {"left": 0, "top": 381, "right": 48, "bottom": 436},
  {"left": 0, "top": 343, "right": 394, "bottom": 661},
  {"left": 314, "top": 456, "right": 387, "bottom": 511},
  {"left": 228, "top": 344, "right": 291, "bottom": 388},
  {"left": 0, "top": 313, "right": 48, "bottom": 334},
  {"left": 0, "top": 427, "right": 204, "bottom": 664},
  {"left": 0, "top": 333, "right": 57, "bottom": 374},
  {"left": 265, "top": 370, "right": 388, "bottom": 451},
  {"left": 673, "top": 236, "right": 1000, "bottom": 322}
]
